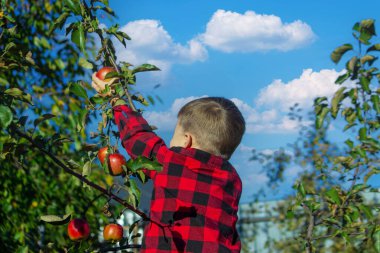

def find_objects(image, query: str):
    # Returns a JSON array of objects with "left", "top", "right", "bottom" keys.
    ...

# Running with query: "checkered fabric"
[{"left": 114, "top": 105, "right": 242, "bottom": 253}]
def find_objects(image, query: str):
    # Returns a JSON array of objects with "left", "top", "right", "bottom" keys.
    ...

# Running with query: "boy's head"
[{"left": 170, "top": 97, "right": 245, "bottom": 160}]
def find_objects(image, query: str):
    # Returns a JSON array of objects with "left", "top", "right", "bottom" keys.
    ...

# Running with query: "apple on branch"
[
  {"left": 103, "top": 223, "right": 124, "bottom": 243},
  {"left": 92, "top": 66, "right": 119, "bottom": 96},
  {"left": 67, "top": 218, "right": 90, "bottom": 241},
  {"left": 98, "top": 147, "right": 127, "bottom": 176}
]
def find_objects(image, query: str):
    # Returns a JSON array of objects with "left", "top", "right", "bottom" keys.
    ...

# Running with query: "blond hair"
[{"left": 177, "top": 97, "right": 245, "bottom": 160}]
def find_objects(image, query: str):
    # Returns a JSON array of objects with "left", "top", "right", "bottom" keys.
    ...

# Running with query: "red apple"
[
  {"left": 67, "top": 218, "right": 90, "bottom": 241},
  {"left": 98, "top": 146, "right": 109, "bottom": 165},
  {"left": 103, "top": 223, "right": 123, "bottom": 242},
  {"left": 108, "top": 153, "right": 126, "bottom": 176},
  {"left": 96, "top": 66, "right": 116, "bottom": 82}
]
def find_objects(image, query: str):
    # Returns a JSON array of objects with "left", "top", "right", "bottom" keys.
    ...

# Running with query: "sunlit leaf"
[
  {"left": 4, "top": 88, "right": 23, "bottom": 97},
  {"left": 34, "top": 114, "right": 56, "bottom": 127},
  {"left": 78, "top": 58, "right": 93, "bottom": 69},
  {"left": 359, "top": 204, "right": 373, "bottom": 219},
  {"left": 0, "top": 105, "right": 13, "bottom": 129},
  {"left": 325, "top": 188, "right": 341, "bottom": 205},
  {"left": 331, "top": 87, "right": 346, "bottom": 118},
  {"left": 371, "top": 95, "right": 380, "bottom": 114},
  {"left": 69, "top": 82, "right": 88, "bottom": 99},
  {"left": 331, "top": 44, "right": 353, "bottom": 64},
  {"left": 132, "top": 64, "right": 160, "bottom": 74},
  {"left": 367, "top": 43, "right": 380, "bottom": 53},
  {"left": 40, "top": 214, "right": 71, "bottom": 225},
  {"left": 64, "top": 0, "right": 81, "bottom": 15},
  {"left": 71, "top": 23, "right": 86, "bottom": 53},
  {"left": 126, "top": 156, "right": 162, "bottom": 173},
  {"left": 315, "top": 106, "right": 329, "bottom": 129}
]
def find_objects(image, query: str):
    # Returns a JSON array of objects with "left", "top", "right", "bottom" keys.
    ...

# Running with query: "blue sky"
[{"left": 105, "top": 0, "right": 380, "bottom": 203}]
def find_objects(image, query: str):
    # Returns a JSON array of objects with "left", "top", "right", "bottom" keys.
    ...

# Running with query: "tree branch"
[
  {"left": 303, "top": 204, "right": 315, "bottom": 253},
  {"left": 11, "top": 125, "right": 149, "bottom": 221}
]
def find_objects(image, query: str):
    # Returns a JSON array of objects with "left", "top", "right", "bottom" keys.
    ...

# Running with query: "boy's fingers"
[{"left": 91, "top": 81, "right": 103, "bottom": 92}]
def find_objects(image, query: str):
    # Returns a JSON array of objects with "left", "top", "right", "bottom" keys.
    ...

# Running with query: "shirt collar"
[{"left": 170, "top": 146, "right": 227, "bottom": 167}]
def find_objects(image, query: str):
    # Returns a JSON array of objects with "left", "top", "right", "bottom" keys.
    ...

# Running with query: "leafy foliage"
[
  {"left": 1, "top": 0, "right": 161, "bottom": 252},
  {"left": 244, "top": 19, "right": 380, "bottom": 253}
]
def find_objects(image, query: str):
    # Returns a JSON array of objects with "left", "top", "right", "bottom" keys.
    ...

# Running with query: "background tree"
[
  {"left": 0, "top": 0, "right": 161, "bottom": 252},
  {"left": 243, "top": 19, "right": 380, "bottom": 253}
]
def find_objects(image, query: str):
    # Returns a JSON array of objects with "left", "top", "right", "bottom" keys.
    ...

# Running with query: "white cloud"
[
  {"left": 144, "top": 96, "right": 207, "bottom": 131},
  {"left": 142, "top": 68, "right": 345, "bottom": 135},
  {"left": 231, "top": 98, "right": 301, "bottom": 133},
  {"left": 145, "top": 96, "right": 302, "bottom": 134},
  {"left": 256, "top": 68, "right": 344, "bottom": 110},
  {"left": 199, "top": 10, "right": 316, "bottom": 53},
  {"left": 115, "top": 20, "right": 208, "bottom": 80}
]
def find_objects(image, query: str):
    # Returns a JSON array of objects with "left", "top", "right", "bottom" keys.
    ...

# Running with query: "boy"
[{"left": 92, "top": 76, "right": 245, "bottom": 252}]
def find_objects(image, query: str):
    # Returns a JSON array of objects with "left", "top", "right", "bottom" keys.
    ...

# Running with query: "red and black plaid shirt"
[{"left": 114, "top": 105, "right": 242, "bottom": 253}]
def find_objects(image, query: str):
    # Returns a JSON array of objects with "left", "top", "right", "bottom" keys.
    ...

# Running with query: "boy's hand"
[
  {"left": 91, "top": 72, "right": 118, "bottom": 97},
  {"left": 92, "top": 69, "right": 127, "bottom": 107}
]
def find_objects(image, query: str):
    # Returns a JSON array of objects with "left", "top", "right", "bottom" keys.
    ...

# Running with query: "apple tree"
[{"left": 0, "top": 0, "right": 161, "bottom": 252}]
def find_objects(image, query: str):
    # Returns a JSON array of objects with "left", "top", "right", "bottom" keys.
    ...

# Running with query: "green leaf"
[
  {"left": 55, "top": 58, "right": 65, "bottom": 70},
  {"left": 315, "top": 106, "right": 329, "bottom": 129},
  {"left": 331, "top": 87, "right": 346, "bottom": 118},
  {"left": 64, "top": 0, "right": 81, "bottom": 15},
  {"left": 4, "top": 88, "right": 23, "bottom": 97},
  {"left": 69, "top": 82, "right": 88, "bottom": 99},
  {"left": 4, "top": 14, "right": 16, "bottom": 23},
  {"left": 323, "top": 217, "right": 340, "bottom": 226},
  {"left": 359, "top": 204, "right": 373, "bottom": 219},
  {"left": 345, "top": 139, "right": 354, "bottom": 148},
  {"left": 348, "top": 56, "right": 358, "bottom": 72},
  {"left": 48, "top": 12, "right": 70, "bottom": 35},
  {"left": 0, "top": 105, "right": 13, "bottom": 129},
  {"left": 351, "top": 183, "right": 368, "bottom": 193},
  {"left": 371, "top": 95, "right": 380, "bottom": 114},
  {"left": 78, "top": 58, "right": 93, "bottom": 69},
  {"left": 358, "top": 127, "right": 367, "bottom": 141},
  {"left": 359, "top": 19, "right": 376, "bottom": 42},
  {"left": 325, "top": 188, "right": 341, "bottom": 205},
  {"left": 335, "top": 72, "right": 350, "bottom": 84},
  {"left": 360, "top": 76, "right": 371, "bottom": 94},
  {"left": 125, "top": 179, "right": 141, "bottom": 207},
  {"left": 4, "top": 42, "right": 16, "bottom": 52},
  {"left": 40, "top": 37, "right": 51, "bottom": 49},
  {"left": 34, "top": 114, "right": 56, "bottom": 128},
  {"left": 367, "top": 43, "right": 380, "bottom": 53},
  {"left": 71, "top": 23, "right": 86, "bottom": 53},
  {"left": 90, "top": 95, "right": 108, "bottom": 105},
  {"left": 132, "top": 64, "right": 160, "bottom": 74},
  {"left": 136, "top": 170, "right": 146, "bottom": 183},
  {"left": 76, "top": 109, "right": 88, "bottom": 131},
  {"left": 82, "top": 161, "right": 91, "bottom": 177},
  {"left": 331, "top": 44, "right": 353, "bottom": 64},
  {"left": 126, "top": 156, "right": 163, "bottom": 173},
  {"left": 360, "top": 55, "right": 377, "bottom": 66},
  {"left": 5, "top": 88, "right": 33, "bottom": 104},
  {"left": 40, "top": 214, "right": 71, "bottom": 225},
  {"left": 374, "top": 229, "right": 380, "bottom": 253},
  {"left": 297, "top": 182, "right": 306, "bottom": 198}
]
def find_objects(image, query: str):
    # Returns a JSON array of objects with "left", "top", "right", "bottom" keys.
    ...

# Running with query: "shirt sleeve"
[{"left": 113, "top": 105, "right": 168, "bottom": 179}]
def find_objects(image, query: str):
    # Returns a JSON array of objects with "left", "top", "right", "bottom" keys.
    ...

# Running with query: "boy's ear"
[{"left": 184, "top": 133, "right": 193, "bottom": 148}]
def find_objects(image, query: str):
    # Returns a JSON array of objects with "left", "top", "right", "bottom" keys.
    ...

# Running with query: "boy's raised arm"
[{"left": 113, "top": 103, "right": 166, "bottom": 179}]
